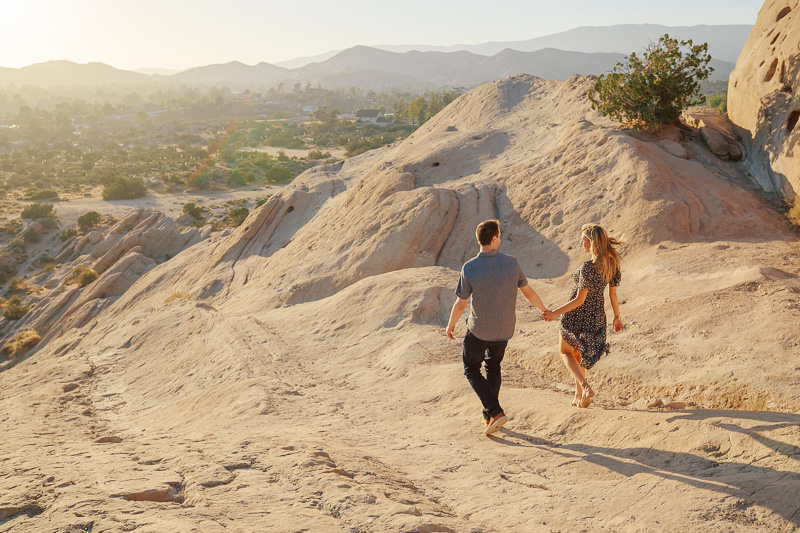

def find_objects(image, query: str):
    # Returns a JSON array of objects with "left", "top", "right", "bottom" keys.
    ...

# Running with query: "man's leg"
[
  {"left": 484, "top": 340, "right": 508, "bottom": 407},
  {"left": 463, "top": 331, "right": 504, "bottom": 420}
]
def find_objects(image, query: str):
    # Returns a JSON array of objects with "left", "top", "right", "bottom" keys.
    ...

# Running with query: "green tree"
[
  {"left": 77, "top": 211, "right": 102, "bottom": 230},
  {"left": 408, "top": 97, "right": 427, "bottom": 126},
  {"left": 588, "top": 34, "right": 712, "bottom": 130}
]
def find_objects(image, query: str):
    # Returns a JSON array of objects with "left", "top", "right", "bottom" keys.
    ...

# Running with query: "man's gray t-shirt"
[{"left": 455, "top": 250, "right": 528, "bottom": 342}]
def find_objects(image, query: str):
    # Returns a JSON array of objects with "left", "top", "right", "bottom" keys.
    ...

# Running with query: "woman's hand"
[
  {"left": 613, "top": 317, "right": 623, "bottom": 333},
  {"left": 542, "top": 310, "right": 557, "bottom": 322}
]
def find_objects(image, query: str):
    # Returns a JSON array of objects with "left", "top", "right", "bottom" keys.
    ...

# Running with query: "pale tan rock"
[
  {"left": 728, "top": 0, "right": 800, "bottom": 195},
  {"left": 700, "top": 127, "right": 731, "bottom": 158},
  {"left": 658, "top": 140, "right": 689, "bottom": 159}
]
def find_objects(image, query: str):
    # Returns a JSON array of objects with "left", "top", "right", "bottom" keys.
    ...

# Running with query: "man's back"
[{"left": 456, "top": 250, "right": 527, "bottom": 342}]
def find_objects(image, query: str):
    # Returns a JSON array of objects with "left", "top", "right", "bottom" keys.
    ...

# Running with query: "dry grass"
[
  {"left": 165, "top": 290, "right": 193, "bottom": 303},
  {"left": 3, "top": 329, "right": 41, "bottom": 359}
]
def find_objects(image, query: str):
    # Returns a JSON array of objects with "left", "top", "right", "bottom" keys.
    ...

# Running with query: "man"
[{"left": 446, "top": 219, "right": 548, "bottom": 436}]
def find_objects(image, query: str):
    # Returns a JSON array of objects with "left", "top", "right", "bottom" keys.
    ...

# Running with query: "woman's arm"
[
  {"left": 609, "top": 285, "right": 623, "bottom": 333},
  {"left": 542, "top": 288, "right": 588, "bottom": 321}
]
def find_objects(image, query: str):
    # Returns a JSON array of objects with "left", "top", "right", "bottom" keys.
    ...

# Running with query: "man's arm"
[
  {"left": 519, "top": 284, "right": 547, "bottom": 312},
  {"left": 446, "top": 297, "right": 468, "bottom": 339}
]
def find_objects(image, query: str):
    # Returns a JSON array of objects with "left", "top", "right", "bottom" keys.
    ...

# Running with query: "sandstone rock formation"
[
  {"left": 1, "top": 70, "right": 799, "bottom": 531},
  {"left": 1, "top": 209, "right": 206, "bottom": 350},
  {"left": 728, "top": 0, "right": 800, "bottom": 196}
]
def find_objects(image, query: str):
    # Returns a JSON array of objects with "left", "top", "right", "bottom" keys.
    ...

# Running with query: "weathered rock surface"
[
  {"left": 728, "top": 0, "right": 800, "bottom": 196},
  {"left": 1, "top": 68, "right": 799, "bottom": 532}
]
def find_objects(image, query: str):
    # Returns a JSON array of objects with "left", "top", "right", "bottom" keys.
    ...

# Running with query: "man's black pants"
[{"left": 462, "top": 329, "right": 507, "bottom": 420}]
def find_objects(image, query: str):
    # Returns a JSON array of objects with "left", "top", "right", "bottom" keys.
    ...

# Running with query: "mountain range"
[{"left": 0, "top": 24, "right": 747, "bottom": 90}]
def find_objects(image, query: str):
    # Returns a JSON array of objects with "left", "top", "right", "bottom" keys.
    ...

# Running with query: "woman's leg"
[
  {"left": 559, "top": 335, "right": 594, "bottom": 407},
  {"left": 559, "top": 336, "right": 584, "bottom": 405}
]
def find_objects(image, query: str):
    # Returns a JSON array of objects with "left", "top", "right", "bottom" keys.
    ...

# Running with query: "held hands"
[{"left": 541, "top": 309, "right": 557, "bottom": 322}]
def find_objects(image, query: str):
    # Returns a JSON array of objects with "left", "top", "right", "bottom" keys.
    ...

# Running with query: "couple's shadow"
[{"left": 487, "top": 409, "right": 800, "bottom": 526}]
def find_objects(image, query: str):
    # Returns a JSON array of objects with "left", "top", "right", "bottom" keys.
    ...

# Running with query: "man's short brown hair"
[{"left": 476, "top": 219, "right": 500, "bottom": 246}]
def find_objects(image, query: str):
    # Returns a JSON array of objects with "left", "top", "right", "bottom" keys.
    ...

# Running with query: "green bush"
[
  {"left": 183, "top": 202, "right": 205, "bottom": 219},
  {"left": 255, "top": 196, "right": 270, "bottom": 208},
  {"left": 9, "top": 237, "right": 25, "bottom": 253},
  {"left": 21, "top": 203, "right": 55, "bottom": 219},
  {"left": 22, "top": 228, "right": 39, "bottom": 244},
  {"left": 8, "top": 278, "right": 27, "bottom": 291},
  {"left": 77, "top": 211, "right": 102, "bottom": 229},
  {"left": 61, "top": 227, "right": 78, "bottom": 242},
  {"left": 25, "top": 189, "right": 60, "bottom": 201},
  {"left": 707, "top": 92, "right": 727, "bottom": 114},
  {"left": 227, "top": 207, "right": 250, "bottom": 227},
  {"left": 102, "top": 176, "right": 147, "bottom": 200},
  {"left": 588, "top": 34, "right": 713, "bottom": 130},
  {"left": 227, "top": 170, "right": 247, "bottom": 187},
  {"left": 265, "top": 166, "right": 292, "bottom": 183},
  {"left": 0, "top": 265, "right": 15, "bottom": 284},
  {"left": 77, "top": 269, "right": 99, "bottom": 287},
  {"left": 3, "top": 296, "right": 29, "bottom": 320}
]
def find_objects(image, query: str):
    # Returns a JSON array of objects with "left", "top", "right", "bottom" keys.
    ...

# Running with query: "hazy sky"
[{"left": 0, "top": 0, "right": 762, "bottom": 71}]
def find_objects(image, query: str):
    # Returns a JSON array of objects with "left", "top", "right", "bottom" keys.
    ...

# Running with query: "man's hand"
[
  {"left": 446, "top": 323, "right": 456, "bottom": 339},
  {"left": 542, "top": 310, "right": 557, "bottom": 321}
]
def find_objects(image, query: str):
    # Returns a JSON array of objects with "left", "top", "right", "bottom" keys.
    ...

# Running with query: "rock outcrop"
[
  {"left": 728, "top": 0, "right": 800, "bottom": 196},
  {"left": 1, "top": 209, "right": 207, "bottom": 348}
]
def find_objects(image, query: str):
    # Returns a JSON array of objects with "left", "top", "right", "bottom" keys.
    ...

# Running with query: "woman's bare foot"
[
  {"left": 580, "top": 382, "right": 595, "bottom": 408},
  {"left": 571, "top": 394, "right": 580, "bottom": 407}
]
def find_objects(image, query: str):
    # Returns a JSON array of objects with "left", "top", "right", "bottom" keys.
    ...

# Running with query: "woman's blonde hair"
[{"left": 582, "top": 224, "right": 623, "bottom": 283}]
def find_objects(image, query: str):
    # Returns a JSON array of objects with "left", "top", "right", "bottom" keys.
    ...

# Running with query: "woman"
[{"left": 542, "top": 224, "right": 623, "bottom": 408}]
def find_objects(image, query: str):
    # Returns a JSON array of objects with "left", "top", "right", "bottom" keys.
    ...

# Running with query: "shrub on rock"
[{"left": 588, "top": 34, "right": 712, "bottom": 130}]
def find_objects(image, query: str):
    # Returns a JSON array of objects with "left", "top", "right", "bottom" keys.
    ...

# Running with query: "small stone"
[
  {"left": 700, "top": 127, "right": 730, "bottom": 157},
  {"left": 96, "top": 436, "right": 123, "bottom": 444},
  {"left": 62, "top": 383, "right": 79, "bottom": 393}
]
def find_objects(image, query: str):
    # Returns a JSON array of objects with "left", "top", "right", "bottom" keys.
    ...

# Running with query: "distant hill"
[
  {"left": 274, "top": 50, "right": 342, "bottom": 69},
  {"left": 375, "top": 24, "right": 752, "bottom": 64},
  {"left": 290, "top": 46, "right": 735, "bottom": 86},
  {"left": 0, "top": 25, "right": 740, "bottom": 91},
  {"left": 171, "top": 61, "right": 290, "bottom": 86},
  {"left": 0, "top": 60, "right": 151, "bottom": 87}
]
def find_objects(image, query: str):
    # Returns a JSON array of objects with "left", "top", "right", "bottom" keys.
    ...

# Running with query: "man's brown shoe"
[{"left": 484, "top": 413, "right": 508, "bottom": 435}]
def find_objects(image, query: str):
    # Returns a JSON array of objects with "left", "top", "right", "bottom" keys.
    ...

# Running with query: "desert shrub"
[
  {"left": 25, "top": 189, "right": 59, "bottom": 201},
  {"left": 227, "top": 207, "right": 249, "bottom": 227},
  {"left": 21, "top": 202, "right": 55, "bottom": 219},
  {"left": 2, "top": 328, "right": 40, "bottom": 358},
  {"left": 61, "top": 227, "right": 78, "bottom": 242},
  {"left": 65, "top": 264, "right": 96, "bottom": 286},
  {"left": 38, "top": 217, "right": 59, "bottom": 230},
  {"left": 588, "top": 34, "right": 713, "bottom": 130},
  {"left": 8, "top": 278, "right": 28, "bottom": 292},
  {"left": 9, "top": 237, "right": 26, "bottom": 253},
  {"left": 183, "top": 202, "right": 205, "bottom": 219},
  {"left": 164, "top": 289, "right": 192, "bottom": 303},
  {"left": 3, "top": 296, "right": 29, "bottom": 320},
  {"left": 77, "top": 211, "right": 102, "bottom": 229},
  {"left": 707, "top": 92, "right": 727, "bottom": 114},
  {"left": 227, "top": 170, "right": 247, "bottom": 187},
  {"left": 22, "top": 228, "right": 40, "bottom": 244},
  {"left": 307, "top": 150, "right": 331, "bottom": 160},
  {"left": 265, "top": 166, "right": 292, "bottom": 183},
  {"left": 102, "top": 176, "right": 146, "bottom": 200},
  {"left": 77, "top": 269, "right": 99, "bottom": 288},
  {"left": 255, "top": 196, "right": 270, "bottom": 208},
  {"left": 0, "top": 265, "right": 15, "bottom": 284}
]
